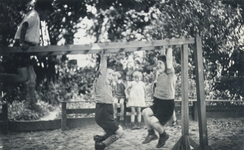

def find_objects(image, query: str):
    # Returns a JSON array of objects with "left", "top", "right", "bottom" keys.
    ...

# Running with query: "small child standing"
[
  {"left": 126, "top": 71, "right": 146, "bottom": 129},
  {"left": 113, "top": 72, "right": 126, "bottom": 121}
]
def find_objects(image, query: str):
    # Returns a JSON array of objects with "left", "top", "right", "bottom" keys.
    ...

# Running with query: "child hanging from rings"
[
  {"left": 93, "top": 50, "right": 124, "bottom": 150},
  {"left": 125, "top": 71, "right": 146, "bottom": 129}
]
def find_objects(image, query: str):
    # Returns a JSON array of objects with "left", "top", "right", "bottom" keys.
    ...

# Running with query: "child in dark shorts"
[
  {"left": 150, "top": 97, "right": 175, "bottom": 126},
  {"left": 93, "top": 51, "right": 124, "bottom": 150},
  {"left": 152, "top": 74, "right": 178, "bottom": 127},
  {"left": 95, "top": 103, "right": 120, "bottom": 135},
  {"left": 142, "top": 47, "right": 175, "bottom": 148}
]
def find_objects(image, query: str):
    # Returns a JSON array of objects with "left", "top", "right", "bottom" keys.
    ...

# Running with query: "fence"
[{"left": 0, "top": 100, "right": 243, "bottom": 133}]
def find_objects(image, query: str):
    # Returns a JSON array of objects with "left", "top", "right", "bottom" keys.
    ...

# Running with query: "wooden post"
[
  {"left": 172, "top": 45, "right": 192, "bottom": 150},
  {"left": 172, "top": 39, "right": 207, "bottom": 150},
  {"left": 194, "top": 35, "right": 209, "bottom": 149},
  {"left": 181, "top": 44, "right": 191, "bottom": 150},
  {"left": 193, "top": 101, "right": 198, "bottom": 121},
  {"left": 2, "top": 103, "right": 8, "bottom": 134},
  {"left": 61, "top": 102, "right": 67, "bottom": 131}
]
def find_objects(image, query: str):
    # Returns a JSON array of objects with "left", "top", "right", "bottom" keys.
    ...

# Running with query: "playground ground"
[{"left": 0, "top": 117, "right": 243, "bottom": 150}]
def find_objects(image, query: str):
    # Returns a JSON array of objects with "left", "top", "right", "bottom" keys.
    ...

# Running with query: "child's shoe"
[
  {"left": 156, "top": 132, "right": 169, "bottom": 148},
  {"left": 95, "top": 142, "right": 106, "bottom": 150},
  {"left": 142, "top": 134, "right": 158, "bottom": 144},
  {"left": 132, "top": 124, "right": 137, "bottom": 130},
  {"left": 93, "top": 134, "right": 109, "bottom": 142},
  {"left": 136, "top": 122, "right": 142, "bottom": 129}
]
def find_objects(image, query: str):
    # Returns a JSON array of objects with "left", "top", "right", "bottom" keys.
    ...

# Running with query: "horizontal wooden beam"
[
  {"left": 67, "top": 108, "right": 95, "bottom": 114},
  {"left": 60, "top": 99, "right": 244, "bottom": 103},
  {"left": 0, "top": 38, "right": 195, "bottom": 56}
]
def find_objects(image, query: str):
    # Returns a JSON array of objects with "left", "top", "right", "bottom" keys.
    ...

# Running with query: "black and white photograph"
[{"left": 0, "top": 0, "right": 243, "bottom": 149}]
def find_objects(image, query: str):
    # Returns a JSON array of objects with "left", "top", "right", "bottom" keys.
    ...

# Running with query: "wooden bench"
[{"left": 60, "top": 99, "right": 244, "bottom": 130}]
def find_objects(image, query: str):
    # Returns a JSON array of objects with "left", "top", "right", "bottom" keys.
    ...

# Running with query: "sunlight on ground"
[{"left": 1, "top": 118, "right": 243, "bottom": 150}]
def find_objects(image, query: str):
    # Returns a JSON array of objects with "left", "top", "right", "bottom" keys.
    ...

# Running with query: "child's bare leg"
[
  {"left": 143, "top": 108, "right": 165, "bottom": 134},
  {"left": 131, "top": 106, "right": 138, "bottom": 129},
  {"left": 119, "top": 98, "right": 125, "bottom": 120},
  {"left": 137, "top": 107, "right": 142, "bottom": 123},
  {"left": 142, "top": 108, "right": 153, "bottom": 130},
  {"left": 172, "top": 110, "right": 177, "bottom": 121},
  {"left": 142, "top": 108, "right": 158, "bottom": 144},
  {"left": 172, "top": 110, "right": 177, "bottom": 126},
  {"left": 130, "top": 106, "right": 135, "bottom": 123},
  {"left": 113, "top": 104, "right": 117, "bottom": 119},
  {"left": 113, "top": 98, "right": 118, "bottom": 119}
]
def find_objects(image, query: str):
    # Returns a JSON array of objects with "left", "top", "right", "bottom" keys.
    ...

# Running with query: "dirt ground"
[{"left": 0, "top": 118, "right": 243, "bottom": 150}]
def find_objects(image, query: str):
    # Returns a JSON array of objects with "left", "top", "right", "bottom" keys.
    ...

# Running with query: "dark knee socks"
[
  {"left": 159, "top": 131, "right": 166, "bottom": 138},
  {"left": 148, "top": 129, "right": 155, "bottom": 135}
]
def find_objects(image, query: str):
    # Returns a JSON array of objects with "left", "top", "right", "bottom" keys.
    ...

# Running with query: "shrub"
[{"left": 8, "top": 100, "right": 55, "bottom": 121}]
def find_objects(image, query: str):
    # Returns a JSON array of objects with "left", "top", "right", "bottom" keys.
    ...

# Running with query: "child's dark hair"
[
  {"left": 157, "top": 55, "right": 166, "bottom": 63},
  {"left": 157, "top": 55, "right": 167, "bottom": 69}
]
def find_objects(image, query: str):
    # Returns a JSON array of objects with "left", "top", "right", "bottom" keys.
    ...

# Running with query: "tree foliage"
[
  {"left": 0, "top": 0, "right": 30, "bottom": 46},
  {"left": 85, "top": 0, "right": 244, "bottom": 99},
  {"left": 0, "top": 0, "right": 243, "bottom": 105}
]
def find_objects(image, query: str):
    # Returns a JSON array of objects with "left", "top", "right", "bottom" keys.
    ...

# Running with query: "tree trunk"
[{"left": 26, "top": 66, "right": 37, "bottom": 110}]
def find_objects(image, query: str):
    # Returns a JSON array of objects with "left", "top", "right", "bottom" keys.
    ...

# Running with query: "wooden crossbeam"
[{"left": 0, "top": 38, "right": 194, "bottom": 56}]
